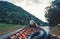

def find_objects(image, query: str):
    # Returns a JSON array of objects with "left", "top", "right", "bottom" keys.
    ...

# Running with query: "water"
[
  {"left": 40, "top": 26, "right": 49, "bottom": 32},
  {"left": 0, "top": 26, "right": 49, "bottom": 39}
]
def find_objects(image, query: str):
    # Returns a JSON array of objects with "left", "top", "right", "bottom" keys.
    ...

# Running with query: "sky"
[{"left": 1, "top": 0, "right": 54, "bottom": 22}]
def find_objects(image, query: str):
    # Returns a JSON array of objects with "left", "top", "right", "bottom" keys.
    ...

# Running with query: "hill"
[{"left": 0, "top": 1, "right": 46, "bottom": 25}]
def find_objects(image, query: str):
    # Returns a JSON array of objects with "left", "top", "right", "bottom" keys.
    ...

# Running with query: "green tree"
[
  {"left": 45, "top": 0, "right": 60, "bottom": 27},
  {"left": 0, "top": 1, "right": 44, "bottom": 26}
]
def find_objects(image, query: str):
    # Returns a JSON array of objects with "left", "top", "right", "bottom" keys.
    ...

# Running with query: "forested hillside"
[{"left": 0, "top": 1, "right": 47, "bottom": 25}]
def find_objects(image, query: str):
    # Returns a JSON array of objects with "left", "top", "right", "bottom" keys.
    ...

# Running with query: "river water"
[
  {"left": 40, "top": 26, "right": 49, "bottom": 32},
  {"left": 0, "top": 26, "right": 49, "bottom": 39}
]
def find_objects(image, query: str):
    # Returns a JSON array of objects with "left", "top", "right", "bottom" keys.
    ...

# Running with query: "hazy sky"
[{"left": 2, "top": 0, "right": 54, "bottom": 22}]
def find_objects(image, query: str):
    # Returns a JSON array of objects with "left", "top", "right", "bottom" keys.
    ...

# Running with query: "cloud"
[
  {"left": 6, "top": 0, "right": 24, "bottom": 3},
  {"left": 5, "top": 0, "right": 45, "bottom": 4}
]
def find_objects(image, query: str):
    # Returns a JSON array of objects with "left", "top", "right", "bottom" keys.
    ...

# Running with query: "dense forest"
[{"left": 0, "top": 1, "right": 48, "bottom": 26}]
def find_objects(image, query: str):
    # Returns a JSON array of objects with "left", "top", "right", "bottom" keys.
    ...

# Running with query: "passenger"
[
  {"left": 28, "top": 28, "right": 47, "bottom": 39},
  {"left": 29, "top": 20, "right": 40, "bottom": 31},
  {"left": 29, "top": 20, "right": 36, "bottom": 28},
  {"left": 28, "top": 20, "right": 59, "bottom": 39}
]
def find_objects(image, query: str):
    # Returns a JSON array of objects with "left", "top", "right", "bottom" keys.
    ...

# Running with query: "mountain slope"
[{"left": 0, "top": 1, "right": 45, "bottom": 25}]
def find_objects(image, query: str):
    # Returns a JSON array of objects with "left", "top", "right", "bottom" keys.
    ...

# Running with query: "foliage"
[
  {"left": 45, "top": 0, "right": 60, "bottom": 27},
  {"left": 0, "top": 1, "right": 45, "bottom": 26}
]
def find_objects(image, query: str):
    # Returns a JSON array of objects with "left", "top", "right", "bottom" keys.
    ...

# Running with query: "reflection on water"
[{"left": 40, "top": 26, "right": 49, "bottom": 32}]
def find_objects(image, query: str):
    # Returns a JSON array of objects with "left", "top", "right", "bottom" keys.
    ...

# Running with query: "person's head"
[{"left": 29, "top": 20, "right": 35, "bottom": 25}]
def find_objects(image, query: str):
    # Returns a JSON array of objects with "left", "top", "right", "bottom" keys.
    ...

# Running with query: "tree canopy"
[
  {"left": 0, "top": 1, "right": 46, "bottom": 26},
  {"left": 45, "top": 0, "right": 60, "bottom": 27}
]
